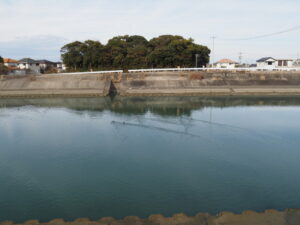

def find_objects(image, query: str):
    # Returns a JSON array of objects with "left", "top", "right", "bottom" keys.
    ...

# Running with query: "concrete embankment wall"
[
  {"left": 0, "top": 74, "right": 111, "bottom": 97},
  {"left": 119, "top": 71, "right": 300, "bottom": 96},
  {"left": 1, "top": 71, "right": 300, "bottom": 97}
]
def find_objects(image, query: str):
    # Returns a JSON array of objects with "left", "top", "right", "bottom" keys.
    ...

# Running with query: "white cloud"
[{"left": 0, "top": 0, "right": 300, "bottom": 62}]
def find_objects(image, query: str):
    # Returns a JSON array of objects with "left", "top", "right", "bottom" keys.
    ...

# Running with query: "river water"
[{"left": 0, "top": 96, "right": 300, "bottom": 223}]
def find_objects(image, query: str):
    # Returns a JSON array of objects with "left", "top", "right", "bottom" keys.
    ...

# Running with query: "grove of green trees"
[{"left": 61, "top": 35, "right": 210, "bottom": 71}]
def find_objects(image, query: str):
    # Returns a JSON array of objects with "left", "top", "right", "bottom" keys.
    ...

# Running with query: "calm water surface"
[{"left": 0, "top": 96, "right": 300, "bottom": 222}]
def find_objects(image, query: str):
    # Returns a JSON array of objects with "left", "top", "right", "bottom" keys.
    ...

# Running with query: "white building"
[
  {"left": 293, "top": 59, "right": 300, "bottom": 67},
  {"left": 216, "top": 59, "right": 238, "bottom": 69},
  {"left": 18, "top": 58, "right": 41, "bottom": 74},
  {"left": 256, "top": 57, "right": 277, "bottom": 69},
  {"left": 55, "top": 62, "right": 67, "bottom": 72},
  {"left": 257, "top": 57, "right": 297, "bottom": 69},
  {"left": 276, "top": 59, "right": 294, "bottom": 68},
  {"left": 36, "top": 60, "right": 57, "bottom": 70}
]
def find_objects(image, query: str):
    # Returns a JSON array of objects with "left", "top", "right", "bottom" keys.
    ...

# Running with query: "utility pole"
[
  {"left": 210, "top": 36, "right": 216, "bottom": 67},
  {"left": 195, "top": 54, "right": 200, "bottom": 68},
  {"left": 239, "top": 52, "right": 243, "bottom": 65}
]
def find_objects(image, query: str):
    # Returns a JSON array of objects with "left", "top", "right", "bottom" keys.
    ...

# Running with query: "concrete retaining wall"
[
  {"left": 2, "top": 71, "right": 300, "bottom": 97},
  {"left": 0, "top": 74, "right": 111, "bottom": 97},
  {"left": 119, "top": 71, "right": 300, "bottom": 96}
]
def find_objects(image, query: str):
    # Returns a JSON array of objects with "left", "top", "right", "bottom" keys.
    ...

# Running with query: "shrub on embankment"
[{"left": 60, "top": 35, "right": 210, "bottom": 72}]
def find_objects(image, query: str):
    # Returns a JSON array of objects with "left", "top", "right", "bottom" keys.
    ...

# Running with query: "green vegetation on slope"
[{"left": 61, "top": 35, "right": 210, "bottom": 71}]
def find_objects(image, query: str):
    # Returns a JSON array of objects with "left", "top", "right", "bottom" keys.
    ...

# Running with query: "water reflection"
[
  {"left": 1, "top": 96, "right": 300, "bottom": 223},
  {"left": 1, "top": 96, "right": 300, "bottom": 117}
]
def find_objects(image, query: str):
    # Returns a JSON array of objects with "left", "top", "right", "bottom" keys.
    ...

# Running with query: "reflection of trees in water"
[{"left": 1, "top": 96, "right": 300, "bottom": 117}]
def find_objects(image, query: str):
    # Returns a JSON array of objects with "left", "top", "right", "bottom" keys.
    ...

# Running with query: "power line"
[{"left": 218, "top": 25, "right": 300, "bottom": 41}]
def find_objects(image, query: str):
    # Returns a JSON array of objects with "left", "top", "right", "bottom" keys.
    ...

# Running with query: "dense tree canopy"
[
  {"left": 0, "top": 56, "right": 8, "bottom": 75},
  {"left": 61, "top": 35, "right": 210, "bottom": 71}
]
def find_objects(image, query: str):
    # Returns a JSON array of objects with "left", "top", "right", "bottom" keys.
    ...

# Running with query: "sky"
[{"left": 0, "top": 0, "right": 300, "bottom": 63}]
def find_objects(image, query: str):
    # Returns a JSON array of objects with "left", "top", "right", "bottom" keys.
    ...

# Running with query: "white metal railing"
[
  {"left": 128, "top": 67, "right": 300, "bottom": 73},
  {"left": 54, "top": 67, "right": 300, "bottom": 75},
  {"left": 57, "top": 70, "right": 123, "bottom": 75}
]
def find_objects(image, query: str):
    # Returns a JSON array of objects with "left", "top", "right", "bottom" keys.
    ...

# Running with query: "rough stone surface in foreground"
[{"left": 1, "top": 209, "right": 300, "bottom": 225}]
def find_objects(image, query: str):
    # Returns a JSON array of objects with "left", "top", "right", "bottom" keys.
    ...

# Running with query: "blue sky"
[{"left": 0, "top": 0, "right": 300, "bottom": 63}]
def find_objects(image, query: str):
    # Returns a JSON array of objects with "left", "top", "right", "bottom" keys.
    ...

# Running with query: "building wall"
[
  {"left": 4, "top": 62, "right": 18, "bottom": 67},
  {"left": 293, "top": 60, "right": 300, "bottom": 68},
  {"left": 18, "top": 63, "right": 41, "bottom": 74},
  {"left": 276, "top": 60, "right": 294, "bottom": 68},
  {"left": 39, "top": 63, "right": 48, "bottom": 69},
  {"left": 216, "top": 63, "right": 236, "bottom": 69},
  {"left": 56, "top": 63, "right": 67, "bottom": 71},
  {"left": 8, "top": 70, "right": 26, "bottom": 76},
  {"left": 257, "top": 60, "right": 276, "bottom": 69}
]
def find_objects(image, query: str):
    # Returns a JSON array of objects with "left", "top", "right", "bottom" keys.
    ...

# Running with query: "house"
[
  {"left": 55, "top": 62, "right": 67, "bottom": 72},
  {"left": 17, "top": 58, "right": 41, "bottom": 74},
  {"left": 3, "top": 58, "right": 26, "bottom": 75},
  {"left": 256, "top": 57, "right": 277, "bottom": 69},
  {"left": 257, "top": 57, "right": 296, "bottom": 69},
  {"left": 293, "top": 59, "right": 300, "bottom": 67},
  {"left": 216, "top": 59, "right": 238, "bottom": 69},
  {"left": 36, "top": 59, "right": 59, "bottom": 73},
  {"left": 4, "top": 58, "right": 18, "bottom": 68},
  {"left": 36, "top": 60, "right": 57, "bottom": 70},
  {"left": 276, "top": 59, "right": 294, "bottom": 68},
  {"left": 36, "top": 60, "right": 67, "bottom": 73}
]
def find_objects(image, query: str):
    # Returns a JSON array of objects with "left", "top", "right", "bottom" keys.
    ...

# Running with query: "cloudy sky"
[{"left": 0, "top": 0, "right": 300, "bottom": 63}]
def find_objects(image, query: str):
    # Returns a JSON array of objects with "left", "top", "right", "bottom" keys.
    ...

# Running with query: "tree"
[
  {"left": 81, "top": 40, "right": 104, "bottom": 70},
  {"left": 123, "top": 35, "right": 149, "bottom": 69},
  {"left": 106, "top": 36, "right": 129, "bottom": 69},
  {"left": 0, "top": 65, "right": 8, "bottom": 75},
  {"left": 0, "top": 56, "right": 7, "bottom": 75},
  {"left": 147, "top": 35, "right": 210, "bottom": 68},
  {"left": 61, "top": 41, "right": 85, "bottom": 71},
  {"left": 60, "top": 35, "right": 210, "bottom": 71}
]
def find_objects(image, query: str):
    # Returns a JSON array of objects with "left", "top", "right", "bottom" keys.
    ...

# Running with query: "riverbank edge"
[
  {"left": 0, "top": 89, "right": 107, "bottom": 98},
  {"left": 2, "top": 87, "right": 300, "bottom": 98},
  {"left": 1, "top": 209, "right": 299, "bottom": 225},
  {"left": 118, "top": 86, "right": 300, "bottom": 97}
]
